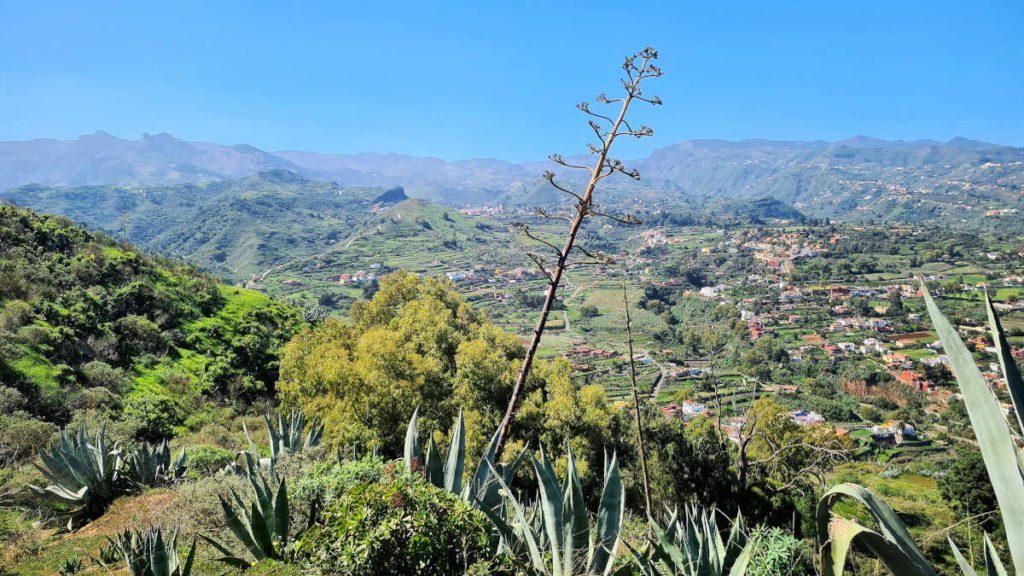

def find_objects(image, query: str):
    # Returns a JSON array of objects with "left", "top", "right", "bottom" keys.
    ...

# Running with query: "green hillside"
[
  {"left": 0, "top": 204, "right": 301, "bottom": 449},
  {"left": 720, "top": 196, "right": 806, "bottom": 221},
  {"left": 258, "top": 198, "right": 525, "bottom": 307},
  {"left": 0, "top": 170, "right": 391, "bottom": 283}
]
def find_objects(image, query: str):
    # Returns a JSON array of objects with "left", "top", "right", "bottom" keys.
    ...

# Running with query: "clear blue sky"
[{"left": 1, "top": 0, "right": 1021, "bottom": 160}]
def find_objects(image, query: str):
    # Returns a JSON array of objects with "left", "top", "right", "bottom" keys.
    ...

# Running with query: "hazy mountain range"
[
  {"left": 3, "top": 132, "right": 1022, "bottom": 217},
  {"left": 3, "top": 131, "right": 1023, "bottom": 285}
]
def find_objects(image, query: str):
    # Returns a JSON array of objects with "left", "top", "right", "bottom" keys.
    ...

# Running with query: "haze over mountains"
[{"left": 3, "top": 131, "right": 1022, "bottom": 215}]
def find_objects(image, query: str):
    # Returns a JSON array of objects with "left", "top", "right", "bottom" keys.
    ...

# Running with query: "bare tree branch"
[
  {"left": 549, "top": 153, "right": 590, "bottom": 171},
  {"left": 512, "top": 222, "right": 564, "bottom": 257},
  {"left": 534, "top": 207, "right": 573, "bottom": 222},
  {"left": 526, "top": 253, "right": 555, "bottom": 283},
  {"left": 577, "top": 102, "right": 615, "bottom": 126}
]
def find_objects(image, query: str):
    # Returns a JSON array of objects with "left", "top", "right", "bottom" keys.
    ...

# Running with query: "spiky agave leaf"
[
  {"left": 984, "top": 533, "right": 1009, "bottom": 576},
  {"left": 464, "top": 425, "right": 528, "bottom": 513},
  {"left": 560, "top": 448, "right": 588, "bottom": 576},
  {"left": 924, "top": 286, "right": 1024, "bottom": 569},
  {"left": 588, "top": 451, "right": 623, "bottom": 575},
  {"left": 532, "top": 447, "right": 567, "bottom": 574},
  {"left": 816, "top": 483, "right": 936, "bottom": 576},
  {"left": 204, "top": 470, "right": 289, "bottom": 566},
  {"left": 477, "top": 458, "right": 547, "bottom": 571},
  {"left": 985, "top": 291, "right": 1024, "bottom": 436},
  {"left": 28, "top": 425, "right": 122, "bottom": 521},
  {"left": 404, "top": 406, "right": 422, "bottom": 470},
  {"left": 444, "top": 409, "right": 466, "bottom": 494},
  {"left": 303, "top": 413, "right": 325, "bottom": 449},
  {"left": 424, "top": 435, "right": 444, "bottom": 487},
  {"left": 125, "top": 440, "right": 187, "bottom": 488},
  {"left": 109, "top": 526, "right": 197, "bottom": 576},
  {"left": 634, "top": 506, "right": 752, "bottom": 576},
  {"left": 947, "top": 537, "right": 977, "bottom": 576},
  {"left": 480, "top": 448, "right": 625, "bottom": 576}
]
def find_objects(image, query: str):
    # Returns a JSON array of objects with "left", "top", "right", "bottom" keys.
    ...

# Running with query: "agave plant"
[
  {"left": 92, "top": 540, "right": 120, "bottom": 566},
  {"left": 816, "top": 483, "right": 937, "bottom": 576},
  {"left": 481, "top": 447, "right": 624, "bottom": 576},
  {"left": 58, "top": 556, "right": 84, "bottom": 575},
  {"left": 464, "top": 424, "right": 530, "bottom": 513},
  {"left": 404, "top": 407, "right": 467, "bottom": 493},
  {"left": 28, "top": 424, "right": 123, "bottom": 522},
  {"left": 816, "top": 287, "right": 1024, "bottom": 575},
  {"left": 124, "top": 439, "right": 187, "bottom": 488},
  {"left": 108, "top": 526, "right": 196, "bottom": 576},
  {"left": 631, "top": 506, "right": 754, "bottom": 576},
  {"left": 403, "top": 407, "right": 529, "bottom": 510},
  {"left": 203, "top": 462, "right": 289, "bottom": 567},
  {"left": 923, "top": 287, "right": 1024, "bottom": 571},
  {"left": 242, "top": 408, "right": 324, "bottom": 468}
]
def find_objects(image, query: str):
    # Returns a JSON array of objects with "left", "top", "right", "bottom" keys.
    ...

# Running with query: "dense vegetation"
[
  {"left": 0, "top": 194, "right": 1022, "bottom": 576},
  {"left": 0, "top": 204, "right": 301, "bottom": 456},
  {"left": 0, "top": 171, "right": 390, "bottom": 282}
]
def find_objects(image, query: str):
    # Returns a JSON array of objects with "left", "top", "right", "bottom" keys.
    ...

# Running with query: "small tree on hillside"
[{"left": 494, "top": 47, "right": 662, "bottom": 458}]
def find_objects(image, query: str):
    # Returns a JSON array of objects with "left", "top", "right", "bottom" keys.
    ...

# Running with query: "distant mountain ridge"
[
  {"left": 0, "top": 170, "right": 387, "bottom": 282},
  {"left": 2, "top": 131, "right": 1022, "bottom": 223}
]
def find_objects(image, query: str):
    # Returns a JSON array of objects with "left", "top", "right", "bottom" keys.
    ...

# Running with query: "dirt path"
[
  {"left": 249, "top": 223, "right": 370, "bottom": 288},
  {"left": 647, "top": 353, "right": 669, "bottom": 402}
]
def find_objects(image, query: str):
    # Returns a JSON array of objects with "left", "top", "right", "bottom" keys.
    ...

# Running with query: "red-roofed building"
[
  {"left": 830, "top": 287, "right": 851, "bottom": 300},
  {"left": 896, "top": 370, "right": 931, "bottom": 392}
]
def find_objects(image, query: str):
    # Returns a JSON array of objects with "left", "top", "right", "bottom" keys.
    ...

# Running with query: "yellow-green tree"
[{"left": 278, "top": 271, "right": 613, "bottom": 483}]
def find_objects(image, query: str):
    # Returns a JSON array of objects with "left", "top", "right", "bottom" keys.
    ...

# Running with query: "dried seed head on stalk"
[{"left": 493, "top": 48, "right": 663, "bottom": 458}]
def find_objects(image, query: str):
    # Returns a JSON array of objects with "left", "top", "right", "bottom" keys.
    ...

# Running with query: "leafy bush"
[
  {"left": 293, "top": 464, "right": 496, "bottom": 576},
  {"left": 748, "top": 526, "right": 807, "bottom": 576},
  {"left": 70, "top": 386, "right": 123, "bottom": 416},
  {"left": 186, "top": 444, "right": 237, "bottom": 476},
  {"left": 80, "top": 361, "right": 131, "bottom": 394},
  {"left": 112, "top": 315, "right": 167, "bottom": 360},
  {"left": 0, "top": 299, "right": 33, "bottom": 332},
  {"left": 181, "top": 404, "right": 235, "bottom": 433},
  {"left": 0, "top": 386, "right": 26, "bottom": 413},
  {"left": 293, "top": 457, "right": 385, "bottom": 511},
  {"left": 0, "top": 415, "right": 57, "bottom": 459},
  {"left": 169, "top": 473, "right": 252, "bottom": 533},
  {"left": 938, "top": 448, "right": 1000, "bottom": 533},
  {"left": 122, "top": 395, "right": 183, "bottom": 442}
]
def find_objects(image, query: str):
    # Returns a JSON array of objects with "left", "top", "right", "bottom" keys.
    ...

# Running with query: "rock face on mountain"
[
  {"left": 373, "top": 186, "right": 409, "bottom": 205},
  {"left": 2, "top": 132, "right": 1022, "bottom": 222}
]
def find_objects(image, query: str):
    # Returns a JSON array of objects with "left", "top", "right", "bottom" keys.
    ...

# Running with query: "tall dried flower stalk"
[{"left": 494, "top": 47, "right": 662, "bottom": 458}]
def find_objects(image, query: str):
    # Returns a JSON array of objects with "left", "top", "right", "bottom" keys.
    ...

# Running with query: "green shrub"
[
  {"left": 81, "top": 361, "right": 131, "bottom": 394},
  {"left": 293, "top": 464, "right": 496, "bottom": 576},
  {"left": 748, "top": 526, "right": 808, "bottom": 576},
  {"left": 169, "top": 473, "right": 251, "bottom": 534},
  {"left": 122, "top": 395, "right": 183, "bottom": 442},
  {"left": 0, "top": 386, "right": 26, "bottom": 413},
  {"left": 182, "top": 405, "right": 235, "bottom": 432},
  {"left": 186, "top": 444, "right": 236, "bottom": 476},
  {"left": 0, "top": 300, "right": 33, "bottom": 332},
  {"left": 0, "top": 415, "right": 56, "bottom": 458},
  {"left": 113, "top": 315, "right": 168, "bottom": 363},
  {"left": 292, "top": 457, "right": 386, "bottom": 510},
  {"left": 71, "top": 387, "right": 122, "bottom": 415}
]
